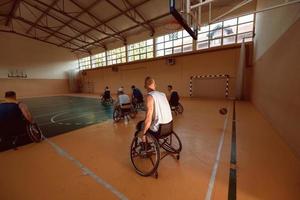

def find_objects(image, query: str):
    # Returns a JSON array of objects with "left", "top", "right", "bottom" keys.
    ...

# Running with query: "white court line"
[
  {"left": 42, "top": 136, "right": 128, "bottom": 200},
  {"left": 204, "top": 105, "right": 230, "bottom": 200}
]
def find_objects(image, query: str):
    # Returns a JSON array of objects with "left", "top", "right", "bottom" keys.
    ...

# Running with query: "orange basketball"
[{"left": 219, "top": 108, "right": 227, "bottom": 115}]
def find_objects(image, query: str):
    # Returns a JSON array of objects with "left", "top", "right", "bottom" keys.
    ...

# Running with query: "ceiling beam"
[
  {"left": 31, "top": 0, "right": 112, "bottom": 46},
  {"left": 5, "top": 0, "right": 22, "bottom": 26},
  {"left": 106, "top": 0, "right": 153, "bottom": 34},
  {"left": 23, "top": 0, "right": 104, "bottom": 48},
  {"left": 26, "top": 0, "right": 60, "bottom": 34},
  {"left": 58, "top": 0, "right": 150, "bottom": 47},
  {"left": 69, "top": 0, "right": 125, "bottom": 41},
  {"left": 72, "top": 12, "right": 170, "bottom": 52},
  {"left": 13, "top": 16, "right": 87, "bottom": 49},
  {"left": 123, "top": 0, "right": 154, "bottom": 35},
  {"left": 0, "top": 29, "right": 88, "bottom": 53}
]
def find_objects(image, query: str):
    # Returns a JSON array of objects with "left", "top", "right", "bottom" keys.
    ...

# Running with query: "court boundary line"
[
  {"left": 204, "top": 103, "right": 230, "bottom": 200},
  {"left": 42, "top": 136, "right": 128, "bottom": 200}
]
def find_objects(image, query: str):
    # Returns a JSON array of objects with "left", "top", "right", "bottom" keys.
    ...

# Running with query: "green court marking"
[{"left": 22, "top": 96, "right": 113, "bottom": 138}]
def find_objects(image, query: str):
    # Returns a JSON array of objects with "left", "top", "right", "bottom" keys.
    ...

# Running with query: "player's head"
[{"left": 144, "top": 77, "right": 155, "bottom": 91}]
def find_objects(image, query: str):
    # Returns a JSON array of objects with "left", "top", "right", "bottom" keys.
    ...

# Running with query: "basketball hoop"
[{"left": 163, "top": 20, "right": 182, "bottom": 31}]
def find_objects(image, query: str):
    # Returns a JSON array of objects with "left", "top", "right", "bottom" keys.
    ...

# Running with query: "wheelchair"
[
  {"left": 130, "top": 120, "right": 182, "bottom": 178},
  {"left": 132, "top": 98, "right": 145, "bottom": 111},
  {"left": 113, "top": 103, "right": 137, "bottom": 122},
  {"left": 100, "top": 95, "right": 114, "bottom": 105},
  {"left": 171, "top": 102, "right": 184, "bottom": 115}
]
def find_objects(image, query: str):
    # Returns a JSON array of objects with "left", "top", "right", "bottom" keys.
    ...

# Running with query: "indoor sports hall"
[{"left": 0, "top": 0, "right": 299, "bottom": 200}]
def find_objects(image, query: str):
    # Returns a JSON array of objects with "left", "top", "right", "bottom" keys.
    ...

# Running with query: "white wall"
[
  {"left": 0, "top": 32, "right": 78, "bottom": 79},
  {"left": 254, "top": 0, "right": 300, "bottom": 61}
]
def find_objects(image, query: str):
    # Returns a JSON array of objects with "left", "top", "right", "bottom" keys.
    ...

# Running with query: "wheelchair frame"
[
  {"left": 130, "top": 121, "right": 182, "bottom": 178},
  {"left": 113, "top": 104, "right": 137, "bottom": 122}
]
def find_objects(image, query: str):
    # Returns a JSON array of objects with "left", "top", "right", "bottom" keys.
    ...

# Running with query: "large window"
[
  {"left": 79, "top": 56, "right": 91, "bottom": 70},
  {"left": 197, "top": 14, "right": 254, "bottom": 50},
  {"left": 128, "top": 39, "right": 153, "bottom": 62},
  {"left": 92, "top": 52, "right": 106, "bottom": 68},
  {"left": 106, "top": 46, "right": 126, "bottom": 66},
  {"left": 155, "top": 30, "right": 193, "bottom": 57},
  {"left": 79, "top": 14, "right": 255, "bottom": 71}
]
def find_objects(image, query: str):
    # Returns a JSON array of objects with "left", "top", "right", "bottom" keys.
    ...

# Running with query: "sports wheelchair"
[
  {"left": 132, "top": 97, "right": 145, "bottom": 111},
  {"left": 171, "top": 102, "right": 184, "bottom": 115},
  {"left": 100, "top": 95, "right": 114, "bottom": 105},
  {"left": 0, "top": 103, "right": 42, "bottom": 151},
  {"left": 130, "top": 120, "right": 182, "bottom": 178},
  {"left": 113, "top": 103, "right": 137, "bottom": 122}
]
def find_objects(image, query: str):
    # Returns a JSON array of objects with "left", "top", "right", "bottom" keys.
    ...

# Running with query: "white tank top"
[
  {"left": 148, "top": 91, "right": 172, "bottom": 132},
  {"left": 118, "top": 94, "right": 130, "bottom": 105}
]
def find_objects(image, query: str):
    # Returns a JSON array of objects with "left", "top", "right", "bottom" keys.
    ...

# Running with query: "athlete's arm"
[
  {"left": 18, "top": 102, "right": 33, "bottom": 123},
  {"left": 143, "top": 95, "right": 154, "bottom": 135}
]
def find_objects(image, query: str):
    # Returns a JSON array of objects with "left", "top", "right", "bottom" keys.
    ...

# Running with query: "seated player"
[
  {"left": 0, "top": 91, "right": 33, "bottom": 151},
  {"left": 102, "top": 86, "right": 111, "bottom": 101},
  {"left": 167, "top": 85, "right": 180, "bottom": 107},
  {"left": 115, "top": 89, "right": 131, "bottom": 112},
  {"left": 131, "top": 85, "right": 144, "bottom": 106}
]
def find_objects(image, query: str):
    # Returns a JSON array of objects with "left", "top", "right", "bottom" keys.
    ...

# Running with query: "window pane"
[
  {"left": 210, "top": 22, "right": 222, "bottom": 31},
  {"left": 183, "top": 37, "right": 192, "bottom": 44},
  {"left": 199, "top": 25, "right": 209, "bottom": 33},
  {"left": 156, "top": 43, "right": 164, "bottom": 50},
  {"left": 183, "top": 44, "right": 193, "bottom": 52},
  {"left": 174, "top": 39, "right": 182, "bottom": 46},
  {"left": 238, "top": 14, "right": 254, "bottom": 24},
  {"left": 147, "top": 39, "right": 153, "bottom": 45},
  {"left": 223, "top": 36, "right": 236, "bottom": 45},
  {"left": 197, "top": 41, "right": 208, "bottom": 50},
  {"left": 238, "top": 22, "right": 253, "bottom": 33},
  {"left": 156, "top": 50, "right": 164, "bottom": 57},
  {"left": 165, "top": 41, "right": 173, "bottom": 48},
  {"left": 223, "top": 18, "right": 237, "bottom": 27},
  {"left": 198, "top": 32, "right": 208, "bottom": 41},
  {"left": 156, "top": 36, "right": 164, "bottom": 43},
  {"left": 147, "top": 52, "right": 153, "bottom": 58},
  {"left": 210, "top": 38, "right": 221, "bottom": 47},
  {"left": 173, "top": 46, "right": 182, "bottom": 53},
  {"left": 237, "top": 32, "right": 253, "bottom": 43},
  {"left": 223, "top": 26, "right": 236, "bottom": 36},
  {"left": 165, "top": 48, "right": 172, "bottom": 55}
]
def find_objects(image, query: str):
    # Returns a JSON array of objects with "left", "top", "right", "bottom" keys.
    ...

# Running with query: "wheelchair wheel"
[
  {"left": 159, "top": 132, "right": 182, "bottom": 154},
  {"left": 129, "top": 107, "right": 137, "bottom": 119},
  {"left": 113, "top": 109, "right": 121, "bottom": 122},
  {"left": 27, "top": 123, "right": 42, "bottom": 143},
  {"left": 130, "top": 133, "right": 160, "bottom": 177},
  {"left": 176, "top": 103, "right": 184, "bottom": 114}
]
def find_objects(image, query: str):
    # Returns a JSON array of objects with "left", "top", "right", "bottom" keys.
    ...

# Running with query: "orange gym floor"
[{"left": 0, "top": 96, "right": 299, "bottom": 200}]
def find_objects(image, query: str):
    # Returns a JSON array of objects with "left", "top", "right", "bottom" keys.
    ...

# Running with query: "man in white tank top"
[{"left": 142, "top": 77, "right": 172, "bottom": 139}]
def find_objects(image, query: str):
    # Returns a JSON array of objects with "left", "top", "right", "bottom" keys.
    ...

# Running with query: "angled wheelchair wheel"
[
  {"left": 159, "top": 132, "right": 182, "bottom": 154},
  {"left": 113, "top": 109, "right": 121, "bottom": 122},
  {"left": 176, "top": 103, "right": 184, "bottom": 114},
  {"left": 27, "top": 123, "right": 43, "bottom": 143},
  {"left": 130, "top": 133, "right": 160, "bottom": 177},
  {"left": 129, "top": 106, "right": 137, "bottom": 119}
]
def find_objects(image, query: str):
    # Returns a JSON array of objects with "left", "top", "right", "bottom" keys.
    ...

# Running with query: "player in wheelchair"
[
  {"left": 0, "top": 91, "right": 42, "bottom": 152},
  {"left": 131, "top": 85, "right": 145, "bottom": 111},
  {"left": 113, "top": 89, "right": 137, "bottom": 122},
  {"left": 167, "top": 85, "right": 184, "bottom": 115},
  {"left": 130, "top": 77, "right": 182, "bottom": 178},
  {"left": 100, "top": 86, "right": 113, "bottom": 104}
]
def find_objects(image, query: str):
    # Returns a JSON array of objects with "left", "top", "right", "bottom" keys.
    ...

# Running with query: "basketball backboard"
[{"left": 169, "top": 0, "right": 200, "bottom": 40}]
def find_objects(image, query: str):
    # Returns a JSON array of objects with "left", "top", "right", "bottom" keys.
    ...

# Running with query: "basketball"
[{"left": 219, "top": 108, "right": 228, "bottom": 115}]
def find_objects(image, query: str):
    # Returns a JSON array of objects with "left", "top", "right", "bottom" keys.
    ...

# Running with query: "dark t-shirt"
[
  {"left": 169, "top": 91, "right": 180, "bottom": 106},
  {"left": 132, "top": 88, "right": 143, "bottom": 102}
]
